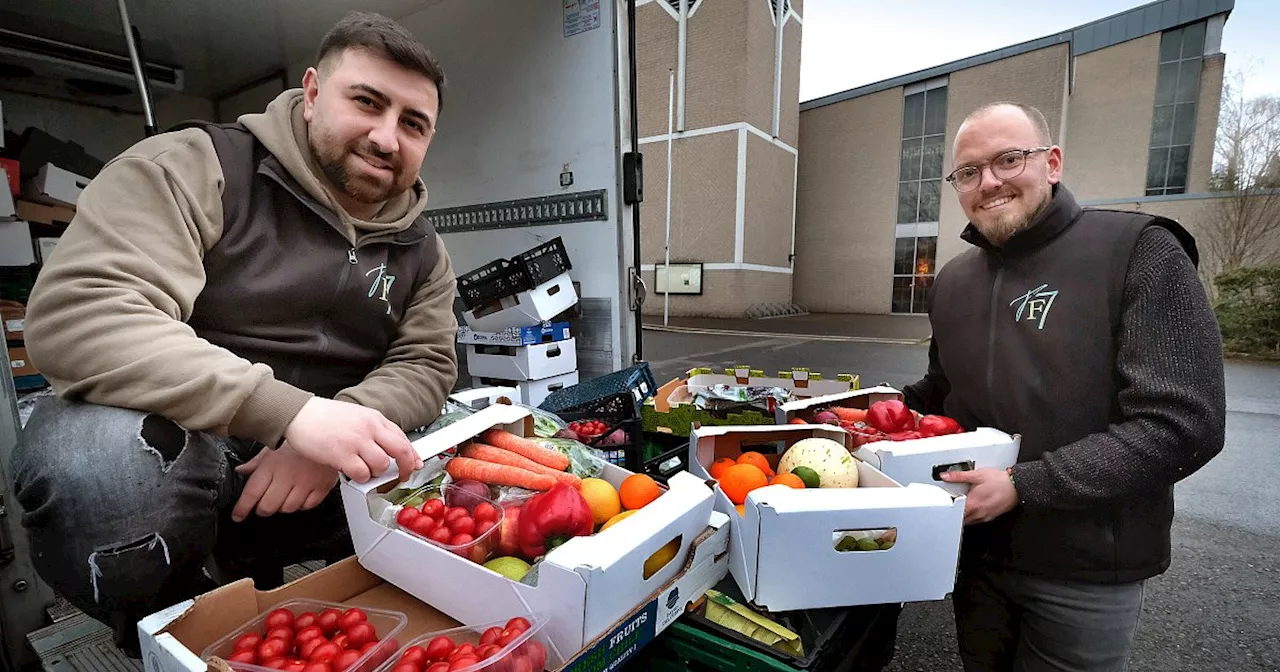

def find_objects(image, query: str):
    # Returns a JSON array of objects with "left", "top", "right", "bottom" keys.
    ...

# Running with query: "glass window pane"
[
  {"left": 1166, "top": 185, "right": 1186, "bottom": 195},
  {"left": 1147, "top": 147, "right": 1170, "bottom": 190},
  {"left": 1150, "top": 105, "right": 1175, "bottom": 147},
  {"left": 1172, "top": 103, "right": 1197, "bottom": 146},
  {"left": 913, "top": 275, "right": 935, "bottom": 314},
  {"left": 1182, "top": 22, "right": 1206, "bottom": 59},
  {"left": 898, "top": 181, "right": 920, "bottom": 224},
  {"left": 892, "top": 277, "right": 913, "bottom": 313},
  {"left": 918, "top": 181, "right": 941, "bottom": 222},
  {"left": 900, "top": 138, "right": 923, "bottom": 181},
  {"left": 1167, "top": 145, "right": 1190, "bottom": 187},
  {"left": 921, "top": 135, "right": 945, "bottom": 179},
  {"left": 1155, "top": 62, "right": 1179, "bottom": 106},
  {"left": 924, "top": 87, "right": 948, "bottom": 136},
  {"left": 893, "top": 238, "right": 916, "bottom": 275},
  {"left": 1159, "top": 27, "right": 1182, "bottom": 63},
  {"left": 903, "top": 92, "right": 925, "bottom": 139},
  {"left": 916, "top": 236, "right": 937, "bottom": 275},
  {"left": 1177, "top": 59, "right": 1201, "bottom": 103}
]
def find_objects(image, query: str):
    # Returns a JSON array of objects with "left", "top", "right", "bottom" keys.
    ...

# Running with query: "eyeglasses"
[{"left": 945, "top": 147, "right": 1052, "bottom": 193}]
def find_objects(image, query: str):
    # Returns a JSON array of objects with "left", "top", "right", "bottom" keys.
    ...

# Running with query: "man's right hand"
[{"left": 282, "top": 397, "right": 422, "bottom": 482}]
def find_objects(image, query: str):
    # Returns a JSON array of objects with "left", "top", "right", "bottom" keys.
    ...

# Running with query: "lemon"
[
  {"left": 580, "top": 478, "right": 623, "bottom": 527},
  {"left": 599, "top": 509, "right": 638, "bottom": 532},
  {"left": 644, "top": 539, "right": 681, "bottom": 579}
]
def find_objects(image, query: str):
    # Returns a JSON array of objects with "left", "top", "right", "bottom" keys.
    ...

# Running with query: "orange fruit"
[
  {"left": 719, "top": 464, "right": 768, "bottom": 505},
  {"left": 619, "top": 474, "right": 663, "bottom": 510},
  {"left": 579, "top": 478, "right": 622, "bottom": 527},
  {"left": 771, "top": 472, "right": 806, "bottom": 489},
  {"left": 709, "top": 457, "right": 736, "bottom": 480},
  {"left": 737, "top": 451, "right": 774, "bottom": 476},
  {"left": 735, "top": 504, "right": 746, "bottom": 516}
]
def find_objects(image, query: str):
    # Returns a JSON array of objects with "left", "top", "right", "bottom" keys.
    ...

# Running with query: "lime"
[{"left": 790, "top": 466, "right": 821, "bottom": 489}]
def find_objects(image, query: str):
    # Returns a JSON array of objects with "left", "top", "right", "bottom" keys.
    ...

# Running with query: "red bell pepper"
[
  {"left": 918, "top": 415, "right": 964, "bottom": 437},
  {"left": 517, "top": 482, "right": 594, "bottom": 559},
  {"left": 887, "top": 430, "right": 923, "bottom": 441},
  {"left": 866, "top": 400, "right": 915, "bottom": 434},
  {"left": 845, "top": 422, "right": 888, "bottom": 447}
]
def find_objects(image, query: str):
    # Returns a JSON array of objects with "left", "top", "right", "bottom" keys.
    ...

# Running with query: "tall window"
[
  {"left": 892, "top": 85, "right": 946, "bottom": 314},
  {"left": 1147, "top": 21, "right": 1206, "bottom": 196}
]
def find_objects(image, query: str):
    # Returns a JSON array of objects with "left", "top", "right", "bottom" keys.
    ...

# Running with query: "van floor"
[{"left": 26, "top": 562, "right": 326, "bottom": 671}]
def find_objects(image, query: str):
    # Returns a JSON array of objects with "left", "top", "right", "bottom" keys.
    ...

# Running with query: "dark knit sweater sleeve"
[
  {"left": 1010, "top": 226, "right": 1227, "bottom": 509},
  {"left": 903, "top": 338, "right": 950, "bottom": 416}
]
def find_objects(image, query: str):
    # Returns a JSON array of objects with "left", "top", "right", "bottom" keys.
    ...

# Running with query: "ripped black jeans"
[{"left": 10, "top": 397, "right": 354, "bottom": 656}]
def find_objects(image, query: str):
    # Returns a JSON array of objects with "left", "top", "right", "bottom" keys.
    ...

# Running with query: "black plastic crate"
[
  {"left": 558, "top": 407, "right": 644, "bottom": 472},
  {"left": 538, "top": 362, "right": 657, "bottom": 415},
  {"left": 457, "top": 257, "right": 533, "bottom": 311},
  {"left": 516, "top": 236, "right": 573, "bottom": 288}
]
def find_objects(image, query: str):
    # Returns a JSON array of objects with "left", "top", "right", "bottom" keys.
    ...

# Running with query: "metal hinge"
[{"left": 629, "top": 267, "right": 647, "bottom": 312}]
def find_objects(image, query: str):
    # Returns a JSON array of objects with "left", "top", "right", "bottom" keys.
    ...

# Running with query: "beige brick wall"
[
  {"left": 637, "top": 3, "right": 678, "bottom": 138},
  {"left": 744, "top": 0, "right": 778, "bottom": 135},
  {"left": 1063, "top": 34, "right": 1161, "bottom": 201},
  {"left": 794, "top": 87, "right": 902, "bottom": 313},
  {"left": 1190, "top": 53, "right": 1226, "bottom": 194},
  {"left": 639, "top": 132, "right": 739, "bottom": 266},
  {"left": 642, "top": 268, "right": 793, "bottom": 317},
  {"left": 685, "top": 0, "right": 748, "bottom": 130},
  {"left": 744, "top": 134, "right": 797, "bottom": 268},
  {"left": 779, "top": 18, "right": 802, "bottom": 148}
]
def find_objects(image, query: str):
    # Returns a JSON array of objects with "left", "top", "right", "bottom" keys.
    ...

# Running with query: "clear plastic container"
[
  {"left": 375, "top": 613, "right": 557, "bottom": 672},
  {"left": 201, "top": 598, "right": 408, "bottom": 672},
  {"left": 393, "top": 482, "right": 506, "bottom": 565}
]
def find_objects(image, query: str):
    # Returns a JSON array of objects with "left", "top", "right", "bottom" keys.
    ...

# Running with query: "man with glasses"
[{"left": 904, "top": 102, "right": 1226, "bottom": 671}]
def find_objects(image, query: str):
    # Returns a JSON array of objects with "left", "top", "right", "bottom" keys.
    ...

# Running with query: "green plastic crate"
[{"left": 630, "top": 620, "right": 796, "bottom": 672}]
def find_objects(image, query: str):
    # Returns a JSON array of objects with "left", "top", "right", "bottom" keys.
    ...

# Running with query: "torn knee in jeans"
[
  {"left": 87, "top": 532, "right": 172, "bottom": 604},
  {"left": 138, "top": 414, "right": 188, "bottom": 470}
]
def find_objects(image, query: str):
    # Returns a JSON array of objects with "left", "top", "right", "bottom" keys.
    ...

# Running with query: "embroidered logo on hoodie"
[
  {"left": 366, "top": 263, "right": 397, "bottom": 315},
  {"left": 1010, "top": 283, "right": 1058, "bottom": 330}
]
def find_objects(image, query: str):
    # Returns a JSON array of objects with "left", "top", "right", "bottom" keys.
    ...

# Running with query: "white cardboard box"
[
  {"left": 0, "top": 220, "right": 34, "bottom": 266},
  {"left": 463, "top": 272, "right": 578, "bottom": 332},
  {"left": 24, "top": 163, "right": 90, "bottom": 207},
  {"left": 0, "top": 166, "right": 14, "bottom": 219},
  {"left": 684, "top": 366, "right": 859, "bottom": 399},
  {"left": 466, "top": 337, "right": 578, "bottom": 381},
  {"left": 341, "top": 404, "right": 720, "bottom": 659},
  {"left": 474, "top": 370, "right": 579, "bottom": 408},
  {"left": 449, "top": 385, "right": 523, "bottom": 409},
  {"left": 457, "top": 321, "right": 571, "bottom": 347},
  {"left": 36, "top": 236, "right": 59, "bottom": 264},
  {"left": 688, "top": 423, "right": 964, "bottom": 612},
  {"left": 778, "top": 386, "right": 1021, "bottom": 497}
]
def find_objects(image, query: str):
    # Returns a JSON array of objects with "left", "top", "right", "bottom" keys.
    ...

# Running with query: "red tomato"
[
  {"left": 396, "top": 507, "right": 421, "bottom": 528},
  {"left": 228, "top": 650, "right": 258, "bottom": 664},
  {"left": 421, "top": 499, "right": 445, "bottom": 518},
  {"left": 428, "top": 526, "right": 454, "bottom": 545},
  {"left": 476, "top": 644, "right": 501, "bottom": 660},
  {"left": 234, "top": 632, "right": 263, "bottom": 651},
  {"left": 332, "top": 649, "right": 362, "bottom": 671},
  {"left": 425, "top": 636, "right": 455, "bottom": 661},
  {"left": 339, "top": 608, "right": 368, "bottom": 632},
  {"left": 449, "top": 644, "right": 476, "bottom": 660},
  {"left": 295, "top": 612, "right": 320, "bottom": 631},
  {"left": 301, "top": 664, "right": 333, "bottom": 672},
  {"left": 472, "top": 502, "right": 499, "bottom": 525},
  {"left": 310, "top": 641, "right": 343, "bottom": 663},
  {"left": 450, "top": 533, "right": 475, "bottom": 552},
  {"left": 474, "top": 520, "right": 496, "bottom": 538},
  {"left": 505, "top": 618, "right": 531, "bottom": 633},
  {"left": 425, "top": 663, "right": 451, "bottom": 672},
  {"left": 345, "top": 623, "right": 377, "bottom": 649},
  {"left": 447, "top": 515, "right": 476, "bottom": 536},
  {"left": 509, "top": 655, "right": 534, "bottom": 672},
  {"left": 299, "top": 638, "right": 326, "bottom": 660},
  {"left": 399, "top": 646, "right": 429, "bottom": 666},
  {"left": 265, "top": 608, "right": 296, "bottom": 632},
  {"left": 410, "top": 514, "right": 439, "bottom": 537},
  {"left": 282, "top": 660, "right": 310, "bottom": 672},
  {"left": 523, "top": 641, "right": 546, "bottom": 670},
  {"left": 317, "top": 608, "right": 343, "bottom": 635},
  {"left": 257, "top": 638, "right": 290, "bottom": 661},
  {"left": 262, "top": 657, "right": 289, "bottom": 670},
  {"left": 266, "top": 627, "right": 294, "bottom": 644},
  {"left": 330, "top": 634, "right": 349, "bottom": 651},
  {"left": 444, "top": 506, "right": 469, "bottom": 522},
  {"left": 360, "top": 642, "right": 379, "bottom": 654},
  {"left": 495, "top": 629, "right": 522, "bottom": 647},
  {"left": 296, "top": 626, "right": 326, "bottom": 646},
  {"left": 479, "top": 627, "right": 503, "bottom": 647},
  {"left": 390, "top": 665, "right": 419, "bottom": 672},
  {"left": 448, "top": 657, "right": 477, "bottom": 671}
]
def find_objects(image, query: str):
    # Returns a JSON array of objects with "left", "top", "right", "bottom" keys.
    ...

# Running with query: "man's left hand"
[
  {"left": 940, "top": 467, "right": 1019, "bottom": 524},
  {"left": 231, "top": 442, "right": 339, "bottom": 522}
]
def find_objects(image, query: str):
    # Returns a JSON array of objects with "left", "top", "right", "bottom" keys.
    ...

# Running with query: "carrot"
[
  {"left": 831, "top": 407, "right": 868, "bottom": 423},
  {"left": 462, "top": 443, "right": 582, "bottom": 489},
  {"left": 481, "top": 429, "right": 571, "bottom": 471},
  {"left": 788, "top": 417, "right": 808, "bottom": 425},
  {"left": 445, "top": 457, "right": 556, "bottom": 492}
]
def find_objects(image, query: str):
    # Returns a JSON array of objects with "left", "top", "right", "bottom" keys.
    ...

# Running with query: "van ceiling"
[{"left": 0, "top": 0, "right": 442, "bottom": 100}]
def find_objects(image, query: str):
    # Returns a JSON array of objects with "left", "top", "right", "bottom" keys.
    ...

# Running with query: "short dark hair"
[
  {"left": 317, "top": 12, "right": 447, "bottom": 114},
  {"left": 966, "top": 101, "right": 1053, "bottom": 145}
]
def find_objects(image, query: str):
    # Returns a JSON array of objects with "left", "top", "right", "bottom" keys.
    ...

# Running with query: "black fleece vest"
[
  {"left": 931, "top": 184, "right": 1197, "bottom": 583},
  {"left": 174, "top": 121, "right": 440, "bottom": 399}
]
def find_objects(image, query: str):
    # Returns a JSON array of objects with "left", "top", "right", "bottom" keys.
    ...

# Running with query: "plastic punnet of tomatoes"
[
  {"left": 201, "top": 598, "right": 408, "bottom": 672},
  {"left": 392, "top": 482, "right": 506, "bottom": 566},
  {"left": 379, "top": 613, "right": 555, "bottom": 672}
]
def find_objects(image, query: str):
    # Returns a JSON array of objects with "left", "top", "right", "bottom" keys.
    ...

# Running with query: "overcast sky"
[{"left": 799, "top": 0, "right": 1280, "bottom": 103}]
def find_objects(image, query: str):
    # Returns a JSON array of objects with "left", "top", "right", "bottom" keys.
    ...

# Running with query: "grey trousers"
[
  {"left": 9, "top": 397, "right": 354, "bottom": 656},
  {"left": 953, "top": 566, "right": 1146, "bottom": 672}
]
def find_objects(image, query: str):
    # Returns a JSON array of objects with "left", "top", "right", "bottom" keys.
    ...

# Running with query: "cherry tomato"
[
  {"left": 495, "top": 629, "right": 522, "bottom": 647},
  {"left": 400, "top": 646, "right": 429, "bottom": 666},
  {"left": 264, "top": 608, "right": 296, "bottom": 631},
  {"left": 425, "top": 663, "right": 451, "bottom": 672},
  {"left": 509, "top": 655, "right": 534, "bottom": 672},
  {"left": 424, "top": 635, "right": 455, "bottom": 661},
  {"left": 428, "top": 526, "right": 454, "bottom": 545},
  {"left": 450, "top": 533, "right": 474, "bottom": 552},
  {"left": 301, "top": 664, "right": 333, "bottom": 672},
  {"left": 448, "top": 656, "right": 478, "bottom": 671},
  {"left": 421, "top": 499, "right": 445, "bottom": 518},
  {"left": 390, "top": 665, "right": 419, "bottom": 672},
  {"left": 282, "top": 660, "right": 310, "bottom": 672},
  {"left": 449, "top": 644, "right": 476, "bottom": 660},
  {"left": 333, "top": 649, "right": 362, "bottom": 670},
  {"left": 475, "top": 519, "right": 496, "bottom": 538},
  {"left": 257, "top": 638, "right": 290, "bottom": 661},
  {"left": 360, "top": 642, "right": 379, "bottom": 654},
  {"left": 299, "top": 638, "right": 327, "bottom": 660},
  {"left": 262, "top": 657, "right": 289, "bottom": 670},
  {"left": 476, "top": 644, "right": 501, "bottom": 660},
  {"left": 523, "top": 641, "right": 546, "bottom": 670},
  {"left": 296, "top": 625, "right": 326, "bottom": 646},
  {"left": 330, "top": 634, "right": 349, "bottom": 651},
  {"left": 396, "top": 507, "right": 421, "bottom": 528},
  {"left": 345, "top": 622, "right": 377, "bottom": 649},
  {"left": 266, "top": 627, "right": 295, "bottom": 644},
  {"left": 310, "top": 641, "right": 343, "bottom": 664},
  {"left": 410, "top": 515, "right": 439, "bottom": 537},
  {"left": 317, "top": 608, "right": 343, "bottom": 635},
  {"left": 444, "top": 506, "right": 469, "bottom": 522},
  {"left": 228, "top": 650, "right": 258, "bottom": 664},
  {"left": 338, "top": 608, "right": 368, "bottom": 632},
  {"left": 234, "top": 632, "right": 264, "bottom": 651},
  {"left": 505, "top": 618, "right": 531, "bottom": 633},
  {"left": 295, "top": 612, "right": 320, "bottom": 631},
  {"left": 479, "top": 627, "right": 503, "bottom": 647},
  {"left": 447, "top": 515, "right": 476, "bottom": 536},
  {"left": 472, "top": 503, "right": 499, "bottom": 525}
]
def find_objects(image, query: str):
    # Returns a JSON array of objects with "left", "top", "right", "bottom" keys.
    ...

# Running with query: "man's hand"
[
  {"left": 940, "top": 467, "right": 1019, "bottom": 524},
  {"left": 283, "top": 397, "right": 422, "bottom": 483},
  {"left": 231, "top": 443, "right": 339, "bottom": 522}
]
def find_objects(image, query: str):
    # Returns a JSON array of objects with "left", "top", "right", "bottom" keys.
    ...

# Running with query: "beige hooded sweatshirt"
[{"left": 24, "top": 90, "right": 458, "bottom": 447}]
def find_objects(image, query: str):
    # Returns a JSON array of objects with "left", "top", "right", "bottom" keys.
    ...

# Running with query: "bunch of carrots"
[{"left": 445, "top": 429, "right": 582, "bottom": 492}]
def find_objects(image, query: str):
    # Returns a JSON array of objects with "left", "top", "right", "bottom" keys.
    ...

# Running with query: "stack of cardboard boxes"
[{"left": 455, "top": 238, "right": 580, "bottom": 407}]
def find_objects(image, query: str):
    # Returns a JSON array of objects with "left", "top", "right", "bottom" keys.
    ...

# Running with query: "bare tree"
[{"left": 1203, "top": 70, "right": 1280, "bottom": 279}]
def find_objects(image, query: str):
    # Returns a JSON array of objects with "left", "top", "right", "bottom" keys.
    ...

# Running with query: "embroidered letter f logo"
[{"left": 1010, "top": 284, "right": 1058, "bottom": 330}]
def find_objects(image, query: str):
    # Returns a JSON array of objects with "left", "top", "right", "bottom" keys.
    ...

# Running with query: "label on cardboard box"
[
  {"left": 563, "top": 601, "right": 657, "bottom": 672},
  {"left": 5, "top": 319, "right": 22, "bottom": 334},
  {"left": 457, "top": 321, "right": 571, "bottom": 346}
]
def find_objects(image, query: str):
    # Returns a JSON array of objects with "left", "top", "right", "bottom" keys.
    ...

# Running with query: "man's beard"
[
  {"left": 309, "top": 127, "right": 403, "bottom": 205},
  {"left": 976, "top": 185, "right": 1051, "bottom": 246}
]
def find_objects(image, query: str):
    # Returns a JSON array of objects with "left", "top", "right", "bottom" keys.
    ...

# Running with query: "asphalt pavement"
[{"left": 642, "top": 328, "right": 1280, "bottom": 671}]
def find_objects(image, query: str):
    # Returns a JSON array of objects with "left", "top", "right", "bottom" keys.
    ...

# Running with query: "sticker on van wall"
[{"left": 564, "top": 0, "right": 601, "bottom": 37}]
